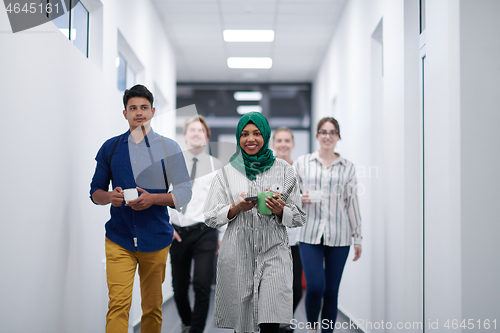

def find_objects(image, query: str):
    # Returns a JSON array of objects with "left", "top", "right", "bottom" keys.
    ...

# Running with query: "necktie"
[{"left": 182, "top": 157, "right": 198, "bottom": 214}]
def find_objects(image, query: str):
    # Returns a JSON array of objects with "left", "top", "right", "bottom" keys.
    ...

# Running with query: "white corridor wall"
[
  {"left": 312, "top": 0, "right": 407, "bottom": 329},
  {"left": 312, "top": 0, "right": 500, "bottom": 332},
  {"left": 0, "top": 1, "right": 177, "bottom": 332}
]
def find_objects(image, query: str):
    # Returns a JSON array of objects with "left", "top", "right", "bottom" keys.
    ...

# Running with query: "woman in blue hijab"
[{"left": 204, "top": 112, "right": 306, "bottom": 333}]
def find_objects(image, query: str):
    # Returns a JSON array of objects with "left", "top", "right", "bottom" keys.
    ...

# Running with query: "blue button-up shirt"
[{"left": 90, "top": 129, "right": 192, "bottom": 252}]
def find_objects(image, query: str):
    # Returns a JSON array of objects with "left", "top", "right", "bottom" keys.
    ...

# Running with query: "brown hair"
[
  {"left": 272, "top": 126, "right": 295, "bottom": 143},
  {"left": 316, "top": 117, "right": 341, "bottom": 139},
  {"left": 183, "top": 115, "right": 211, "bottom": 139}
]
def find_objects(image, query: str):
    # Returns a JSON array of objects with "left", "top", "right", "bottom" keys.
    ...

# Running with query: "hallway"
[
  {"left": 134, "top": 287, "right": 362, "bottom": 333},
  {"left": 1, "top": 0, "right": 500, "bottom": 332}
]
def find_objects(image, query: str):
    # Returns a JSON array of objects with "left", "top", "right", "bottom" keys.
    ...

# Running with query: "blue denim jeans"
[{"left": 299, "top": 242, "right": 350, "bottom": 333}]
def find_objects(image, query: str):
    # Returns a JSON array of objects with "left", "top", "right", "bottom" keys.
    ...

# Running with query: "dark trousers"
[
  {"left": 171, "top": 224, "right": 218, "bottom": 333},
  {"left": 291, "top": 245, "right": 303, "bottom": 314},
  {"left": 260, "top": 323, "right": 280, "bottom": 333},
  {"left": 299, "top": 243, "right": 350, "bottom": 333}
]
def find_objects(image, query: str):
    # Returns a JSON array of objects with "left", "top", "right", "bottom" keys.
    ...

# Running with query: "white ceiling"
[{"left": 152, "top": 0, "right": 347, "bottom": 83}]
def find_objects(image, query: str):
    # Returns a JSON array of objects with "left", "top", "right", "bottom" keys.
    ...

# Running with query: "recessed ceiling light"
[
  {"left": 237, "top": 105, "right": 262, "bottom": 114},
  {"left": 223, "top": 30, "right": 274, "bottom": 42},
  {"left": 234, "top": 91, "right": 263, "bottom": 101},
  {"left": 227, "top": 57, "right": 272, "bottom": 69}
]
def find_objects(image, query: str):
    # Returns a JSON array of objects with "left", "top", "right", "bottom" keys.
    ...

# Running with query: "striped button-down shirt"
[
  {"left": 204, "top": 159, "right": 306, "bottom": 333},
  {"left": 294, "top": 151, "right": 362, "bottom": 246}
]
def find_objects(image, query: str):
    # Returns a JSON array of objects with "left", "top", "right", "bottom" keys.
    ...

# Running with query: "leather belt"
[{"left": 173, "top": 223, "right": 208, "bottom": 233}]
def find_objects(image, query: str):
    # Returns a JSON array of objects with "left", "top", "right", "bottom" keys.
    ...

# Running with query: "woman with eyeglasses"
[
  {"left": 204, "top": 112, "right": 306, "bottom": 333},
  {"left": 294, "top": 117, "right": 362, "bottom": 333}
]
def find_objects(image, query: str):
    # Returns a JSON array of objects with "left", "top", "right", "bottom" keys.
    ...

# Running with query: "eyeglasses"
[{"left": 317, "top": 130, "right": 339, "bottom": 137}]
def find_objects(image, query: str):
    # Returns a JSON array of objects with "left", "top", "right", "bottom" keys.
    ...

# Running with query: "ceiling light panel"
[
  {"left": 223, "top": 30, "right": 275, "bottom": 42},
  {"left": 234, "top": 91, "right": 263, "bottom": 101},
  {"left": 227, "top": 57, "right": 273, "bottom": 69},
  {"left": 237, "top": 105, "right": 263, "bottom": 114}
]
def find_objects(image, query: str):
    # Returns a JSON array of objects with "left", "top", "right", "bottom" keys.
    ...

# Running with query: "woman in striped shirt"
[
  {"left": 204, "top": 112, "right": 306, "bottom": 333},
  {"left": 294, "top": 117, "right": 362, "bottom": 333}
]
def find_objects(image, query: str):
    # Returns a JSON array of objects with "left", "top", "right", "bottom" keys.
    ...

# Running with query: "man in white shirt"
[{"left": 170, "top": 115, "right": 224, "bottom": 333}]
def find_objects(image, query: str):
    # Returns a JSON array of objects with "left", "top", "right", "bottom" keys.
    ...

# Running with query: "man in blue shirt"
[{"left": 90, "top": 84, "right": 192, "bottom": 333}]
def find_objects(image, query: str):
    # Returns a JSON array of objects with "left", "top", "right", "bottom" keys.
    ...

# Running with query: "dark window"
[
  {"left": 420, "top": 0, "right": 426, "bottom": 34},
  {"left": 50, "top": 0, "right": 89, "bottom": 58}
]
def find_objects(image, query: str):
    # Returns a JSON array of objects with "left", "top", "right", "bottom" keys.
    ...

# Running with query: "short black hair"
[{"left": 123, "top": 84, "right": 154, "bottom": 109}]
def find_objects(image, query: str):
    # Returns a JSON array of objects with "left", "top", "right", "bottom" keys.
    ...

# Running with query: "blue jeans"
[{"left": 299, "top": 242, "right": 350, "bottom": 333}]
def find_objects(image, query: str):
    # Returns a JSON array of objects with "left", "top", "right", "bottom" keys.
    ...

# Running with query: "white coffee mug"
[{"left": 123, "top": 188, "right": 139, "bottom": 204}]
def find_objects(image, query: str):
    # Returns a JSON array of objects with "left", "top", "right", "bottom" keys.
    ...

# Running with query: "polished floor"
[{"left": 134, "top": 286, "right": 362, "bottom": 333}]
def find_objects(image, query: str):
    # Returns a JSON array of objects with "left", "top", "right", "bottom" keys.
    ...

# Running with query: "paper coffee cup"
[
  {"left": 123, "top": 188, "right": 138, "bottom": 203},
  {"left": 309, "top": 190, "right": 321, "bottom": 203}
]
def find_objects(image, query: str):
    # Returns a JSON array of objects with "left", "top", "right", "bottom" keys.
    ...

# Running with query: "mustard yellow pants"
[{"left": 105, "top": 237, "right": 171, "bottom": 333}]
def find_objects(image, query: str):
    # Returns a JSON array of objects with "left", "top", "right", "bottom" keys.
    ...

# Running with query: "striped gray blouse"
[
  {"left": 204, "top": 158, "right": 306, "bottom": 333},
  {"left": 294, "top": 152, "right": 362, "bottom": 246}
]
